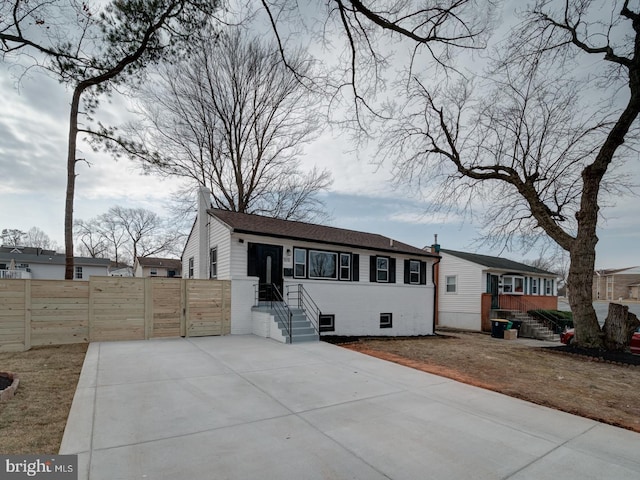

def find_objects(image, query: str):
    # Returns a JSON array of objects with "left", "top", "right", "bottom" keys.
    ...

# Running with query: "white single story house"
[
  {"left": 182, "top": 188, "right": 440, "bottom": 341},
  {"left": 0, "top": 246, "right": 110, "bottom": 280},
  {"left": 434, "top": 248, "right": 559, "bottom": 332},
  {"left": 134, "top": 257, "right": 182, "bottom": 278}
]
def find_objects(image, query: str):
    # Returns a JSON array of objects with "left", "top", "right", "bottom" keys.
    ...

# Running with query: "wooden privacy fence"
[{"left": 0, "top": 277, "right": 231, "bottom": 352}]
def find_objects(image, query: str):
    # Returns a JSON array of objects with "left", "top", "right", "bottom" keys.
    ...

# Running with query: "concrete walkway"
[{"left": 60, "top": 335, "right": 640, "bottom": 479}]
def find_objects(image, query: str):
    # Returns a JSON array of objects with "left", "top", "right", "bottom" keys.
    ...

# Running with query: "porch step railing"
[
  {"left": 254, "top": 283, "right": 292, "bottom": 343},
  {"left": 286, "top": 284, "right": 321, "bottom": 336},
  {"left": 498, "top": 295, "right": 565, "bottom": 334},
  {"left": 493, "top": 296, "right": 562, "bottom": 341}
]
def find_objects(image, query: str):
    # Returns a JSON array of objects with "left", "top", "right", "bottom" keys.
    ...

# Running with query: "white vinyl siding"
[
  {"left": 182, "top": 215, "right": 200, "bottom": 279},
  {"left": 438, "top": 253, "right": 484, "bottom": 330},
  {"left": 283, "top": 276, "right": 434, "bottom": 336}
]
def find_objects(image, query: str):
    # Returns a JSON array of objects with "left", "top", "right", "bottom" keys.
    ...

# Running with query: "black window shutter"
[
  {"left": 404, "top": 259, "right": 410, "bottom": 284},
  {"left": 389, "top": 258, "right": 396, "bottom": 283},
  {"left": 420, "top": 261, "right": 427, "bottom": 285},
  {"left": 369, "top": 256, "right": 377, "bottom": 282},
  {"left": 352, "top": 254, "right": 359, "bottom": 282}
]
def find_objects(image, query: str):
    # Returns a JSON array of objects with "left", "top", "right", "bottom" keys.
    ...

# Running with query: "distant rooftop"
[
  {"left": 136, "top": 257, "right": 182, "bottom": 269},
  {"left": 440, "top": 249, "right": 556, "bottom": 276}
]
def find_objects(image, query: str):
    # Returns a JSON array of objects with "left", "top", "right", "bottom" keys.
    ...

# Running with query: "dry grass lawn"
[
  {"left": 344, "top": 331, "right": 640, "bottom": 433},
  {"left": 0, "top": 343, "right": 87, "bottom": 454}
]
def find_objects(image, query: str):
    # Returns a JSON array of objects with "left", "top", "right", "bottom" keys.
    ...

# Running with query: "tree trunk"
[
  {"left": 602, "top": 303, "right": 640, "bottom": 352},
  {"left": 65, "top": 87, "right": 83, "bottom": 280},
  {"left": 567, "top": 235, "right": 602, "bottom": 348}
]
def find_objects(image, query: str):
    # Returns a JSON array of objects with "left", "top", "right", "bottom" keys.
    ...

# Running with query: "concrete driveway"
[{"left": 60, "top": 335, "right": 640, "bottom": 479}]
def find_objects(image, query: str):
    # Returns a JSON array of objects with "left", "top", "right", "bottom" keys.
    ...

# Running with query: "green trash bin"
[{"left": 491, "top": 319, "right": 510, "bottom": 338}]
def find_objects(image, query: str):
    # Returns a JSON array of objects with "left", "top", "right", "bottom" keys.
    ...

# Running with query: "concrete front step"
[{"left": 268, "top": 307, "right": 319, "bottom": 344}]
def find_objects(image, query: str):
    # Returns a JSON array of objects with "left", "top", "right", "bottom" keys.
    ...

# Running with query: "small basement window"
[
  {"left": 319, "top": 314, "right": 335, "bottom": 332},
  {"left": 380, "top": 312, "right": 393, "bottom": 329}
]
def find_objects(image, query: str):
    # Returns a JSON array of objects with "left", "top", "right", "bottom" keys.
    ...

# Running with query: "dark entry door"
[
  {"left": 248, "top": 243, "right": 283, "bottom": 301},
  {"left": 489, "top": 274, "right": 500, "bottom": 309}
]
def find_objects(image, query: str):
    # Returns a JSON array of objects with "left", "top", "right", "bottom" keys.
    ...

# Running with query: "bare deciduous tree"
[
  {"left": 76, "top": 206, "right": 182, "bottom": 265},
  {"left": 95, "top": 214, "right": 128, "bottom": 266},
  {"left": 119, "top": 29, "right": 332, "bottom": 222},
  {"left": 380, "top": 0, "right": 640, "bottom": 349},
  {"left": 1, "top": 229, "right": 26, "bottom": 247},
  {"left": 261, "top": 1, "right": 493, "bottom": 124},
  {"left": 109, "top": 206, "right": 181, "bottom": 262},
  {"left": 74, "top": 219, "right": 109, "bottom": 258},
  {"left": 23, "top": 227, "right": 59, "bottom": 251}
]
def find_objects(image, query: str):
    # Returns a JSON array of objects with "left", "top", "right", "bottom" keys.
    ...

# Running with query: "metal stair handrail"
[
  {"left": 286, "top": 284, "right": 321, "bottom": 335},
  {"left": 499, "top": 295, "right": 564, "bottom": 334},
  {"left": 254, "top": 283, "right": 292, "bottom": 343}
]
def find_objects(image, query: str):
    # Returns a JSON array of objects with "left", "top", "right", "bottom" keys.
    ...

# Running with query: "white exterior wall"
[
  {"left": 226, "top": 233, "right": 435, "bottom": 336},
  {"left": 27, "top": 264, "right": 107, "bottom": 280},
  {"left": 287, "top": 279, "right": 434, "bottom": 336},
  {"left": 231, "top": 277, "right": 258, "bottom": 334},
  {"left": 182, "top": 214, "right": 233, "bottom": 280},
  {"left": 182, "top": 216, "right": 200, "bottom": 279},
  {"left": 438, "top": 252, "right": 484, "bottom": 330}
]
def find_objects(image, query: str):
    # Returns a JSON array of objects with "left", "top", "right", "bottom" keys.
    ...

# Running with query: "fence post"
[
  {"left": 221, "top": 281, "right": 227, "bottom": 334},
  {"left": 179, "top": 279, "right": 187, "bottom": 337},
  {"left": 183, "top": 280, "right": 190, "bottom": 338},
  {"left": 88, "top": 277, "right": 94, "bottom": 341},
  {"left": 23, "top": 279, "right": 31, "bottom": 351},
  {"left": 144, "top": 277, "right": 153, "bottom": 340}
]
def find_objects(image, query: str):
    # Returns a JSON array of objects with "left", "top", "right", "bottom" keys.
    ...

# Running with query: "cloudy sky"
[{"left": 0, "top": 1, "right": 638, "bottom": 270}]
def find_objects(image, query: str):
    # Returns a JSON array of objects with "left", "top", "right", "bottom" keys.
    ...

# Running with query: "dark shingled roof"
[
  {"left": 440, "top": 249, "right": 556, "bottom": 276},
  {"left": 209, "top": 209, "right": 437, "bottom": 258},
  {"left": 0, "top": 252, "right": 110, "bottom": 267},
  {"left": 137, "top": 257, "right": 182, "bottom": 269}
]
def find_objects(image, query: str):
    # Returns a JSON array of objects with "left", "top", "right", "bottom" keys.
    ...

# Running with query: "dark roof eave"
[{"left": 230, "top": 228, "right": 439, "bottom": 258}]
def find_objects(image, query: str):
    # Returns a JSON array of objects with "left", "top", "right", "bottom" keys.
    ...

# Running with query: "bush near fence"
[{"left": 0, "top": 277, "right": 231, "bottom": 352}]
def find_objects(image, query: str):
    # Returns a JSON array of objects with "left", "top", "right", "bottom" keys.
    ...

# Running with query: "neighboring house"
[
  {"left": 434, "top": 248, "right": 559, "bottom": 332},
  {"left": 182, "top": 188, "right": 440, "bottom": 340},
  {"left": 134, "top": 257, "right": 182, "bottom": 278},
  {"left": 108, "top": 263, "right": 134, "bottom": 277},
  {"left": 593, "top": 267, "right": 640, "bottom": 301},
  {"left": 0, "top": 246, "right": 110, "bottom": 280}
]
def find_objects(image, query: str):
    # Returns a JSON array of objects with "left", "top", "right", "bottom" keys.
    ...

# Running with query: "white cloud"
[{"left": 388, "top": 210, "right": 466, "bottom": 226}]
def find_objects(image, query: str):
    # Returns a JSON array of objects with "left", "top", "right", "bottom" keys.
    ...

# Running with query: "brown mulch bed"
[{"left": 327, "top": 331, "right": 640, "bottom": 433}]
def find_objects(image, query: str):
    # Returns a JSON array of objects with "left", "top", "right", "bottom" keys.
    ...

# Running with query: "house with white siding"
[
  {"left": 434, "top": 249, "right": 559, "bottom": 332},
  {"left": 134, "top": 257, "right": 182, "bottom": 278},
  {"left": 182, "top": 188, "right": 440, "bottom": 342},
  {"left": 0, "top": 246, "right": 110, "bottom": 280}
]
